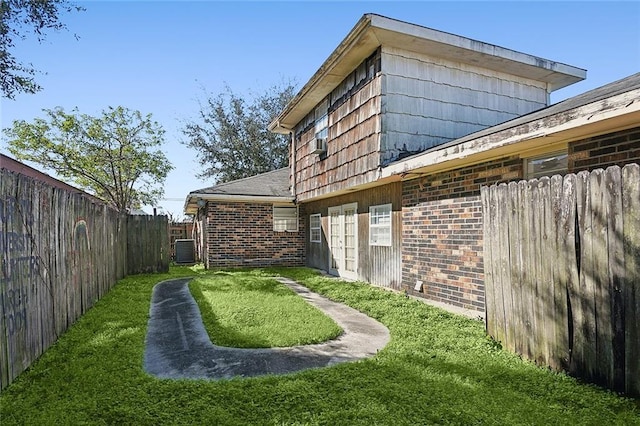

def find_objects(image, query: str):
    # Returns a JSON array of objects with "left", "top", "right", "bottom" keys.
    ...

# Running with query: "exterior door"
[{"left": 328, "top": 203, "right": 358, "bottom": 279}]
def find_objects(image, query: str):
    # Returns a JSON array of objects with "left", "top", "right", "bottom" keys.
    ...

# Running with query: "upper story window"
[
  {"left": 369, "top": 204, "right": 392, "bottom": 246},
  {"left": 311, "top": 99, "right": 329, "bottom": 154},
  {"left": 525, "top": 151, "right": 568, "bottom": 179},
  {"left": 310, "top": 214, "right": 321, "bottom": 243},
  {"left": 273, "top": 205, "right": 298, "bottom": 232},
  {"left": 314, "top": 99, "right": 328, "bottom": 141}
]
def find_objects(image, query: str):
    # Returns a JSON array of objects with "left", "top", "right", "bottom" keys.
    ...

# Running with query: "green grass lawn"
[
  {"left": 0, "top": 266, "right": 638, "bottom": 425},
  {"left": 189, "top": 269, "right": 342, "bottom": 347}
]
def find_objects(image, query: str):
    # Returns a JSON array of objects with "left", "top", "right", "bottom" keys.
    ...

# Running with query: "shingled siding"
[
  {"left": 294, "top": 76, "right": 383, "bottom": 202},
  {"left": 569, "top": 127, "right": 640, "bottom": 173},
  {"left": 401, "top": 156, "right": 522, "bottom": 311},
  {"left": 204, "top": 202, "right": 304, "bottom": 268}
]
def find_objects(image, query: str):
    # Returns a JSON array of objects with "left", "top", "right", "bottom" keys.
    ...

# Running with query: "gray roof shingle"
[{"left": 189, "top": 168, "right": 291, "bottom": 198}]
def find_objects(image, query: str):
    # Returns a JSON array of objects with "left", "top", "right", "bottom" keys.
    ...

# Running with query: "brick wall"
[
  {"left": 400, "top": 127, "right": 640, "bottom": 312},
  {"left": 569, "top": 127, "right": 640, "bottom": 173},
  {"left": 204, "top": 201, "right": 305, "bottom": 268},
  {"left": 402, "top": 156, "right": 522, "bottom": 311}
]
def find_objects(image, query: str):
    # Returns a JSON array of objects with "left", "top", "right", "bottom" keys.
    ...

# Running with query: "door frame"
[{"left": 327, "top": 202, "right": 358, "bottom": 280}]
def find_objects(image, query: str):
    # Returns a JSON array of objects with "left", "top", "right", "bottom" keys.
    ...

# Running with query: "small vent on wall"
[
  {"left": 175, "top": 239, "right": 196, "bottom": 264},
  {"left": 311, "top": 137, "right": 326, "bottom": 154}
]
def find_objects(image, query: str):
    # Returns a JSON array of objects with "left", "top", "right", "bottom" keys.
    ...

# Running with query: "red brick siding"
[
  {"left": 400, "top": 127, "right": 639, "bottom": 312},
  {"left": 402, "top": 156, "right": 522, "bottom": 311},
  {"left": 569, "top": 127, "right": 640, "bottom": 173},
  {"left": 203, "top": 202, "right": 304, "bottom": 268}
]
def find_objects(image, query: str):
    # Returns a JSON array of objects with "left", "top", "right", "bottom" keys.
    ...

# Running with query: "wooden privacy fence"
[
  {"left": 127, "top": 215, "right": 170, "bottom": 274},
  {"left": 481, "top": 164, "right": 639, "bottom": 396},
  {"left": 0, "top": 170, "right": 169, "bottom": 391}
]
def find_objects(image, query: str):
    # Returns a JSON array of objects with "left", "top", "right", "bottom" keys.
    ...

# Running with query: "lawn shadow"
[{"left": 189, "top": 279, "right": 272, "bottom": 348}]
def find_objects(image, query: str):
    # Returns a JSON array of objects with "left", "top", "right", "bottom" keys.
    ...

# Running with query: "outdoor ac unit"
[
  {"left": 311, "top": 137, "right": 327, "bottom": 154},
  {"left": 174, "top": 239, "right": 196, "bottom": 264}
]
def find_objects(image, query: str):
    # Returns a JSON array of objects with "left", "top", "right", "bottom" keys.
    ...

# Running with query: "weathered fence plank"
[
  {"left": 521, "top": 181, "right": 537, "bottom": 359},
  {"left": 539, "top": 177, "right": 554, "bottom": 368},
  {"left": 575, "top": 171, "right": 598, "bottom": 380},
  {"left": 556, "top": 174, "right": 575, "bottom": 371},
  {"left": 481, "top": 186, "right": 497, "bottom": 339},
  {"left": 590, "top": 169, "right": 614, "bottom": 387},
  {"left": 507, "top": 181, "right": 523, "bottom": 356},
  {"left": 622, "top": 164, "right": 640, "bottom": 396},
  {"left": 496, "top": 183, "right": 513, "bottom": 352},
  {"left": 1, "top": 169, "right": 169, "bottom": 391},
  {"left": 529, "top": 179, "right": 544, "bottom": 364},
  {"left": 605, "top": 166, "right": 624, "bottom": 391},
  {"left": 483, "top": 164, "right": 639, "bottom": 397}
]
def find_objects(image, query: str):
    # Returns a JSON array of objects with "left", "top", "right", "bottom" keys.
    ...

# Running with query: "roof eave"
[
  {"left": 269, "top": 14, "right": 376, "bottom": 133},
  {"left": 183, "top": 193, "right": 295, "bottom": 215},
  {"left": 269, "top": 14, "right": 586, "bottom": 133}
]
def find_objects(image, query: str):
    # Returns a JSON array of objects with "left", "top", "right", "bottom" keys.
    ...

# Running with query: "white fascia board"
[
  {"left": 196, "top": 194, "right": 295, "bottom": 203},
  {"left": 184, "top": 193, "right": 296, "bottom": 215},
  {"left": 382, "top": 88, "right": 640, "bottom": 179},
  {"left": 370, "top": 15, "right": 586, "bottom": 91}
]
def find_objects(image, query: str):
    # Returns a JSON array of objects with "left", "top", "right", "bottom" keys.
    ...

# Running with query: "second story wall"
[
  {"left": 380, "top": 46, "right": 550, "bottom": 165},
  {"left": 294, "top": 52, "right": 384, "bottom": 202}
]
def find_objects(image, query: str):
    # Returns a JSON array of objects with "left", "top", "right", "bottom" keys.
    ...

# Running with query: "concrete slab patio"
[{"left": 143, "top": 277, "right": 390, "bottom": 380}]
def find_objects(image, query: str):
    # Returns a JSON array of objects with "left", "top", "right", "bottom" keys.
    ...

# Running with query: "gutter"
[{"left": 184, "top": 193, "right": 295, "bottom": 215}]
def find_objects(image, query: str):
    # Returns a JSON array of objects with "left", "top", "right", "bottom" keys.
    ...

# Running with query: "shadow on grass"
[
  {"left": 200, "top": 269, "right": 296, "bottom": 297},
  {"left": 189, "top": 278, "right": 272, "bottom": 348}
]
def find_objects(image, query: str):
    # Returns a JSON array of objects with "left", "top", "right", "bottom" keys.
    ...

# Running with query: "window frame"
[
  {"left": 524, "top": 150, "right": 568, "bottom": 179},
  {"left": 273, "top": 205, "right": 298, "bottom": 232},
  {"left": 369, "top": 203, "right": 392, "bottom": 247},
  {"left": 309, "top": 213, "right": 321, "bottom": 243},
  {"left": 314, "top": 98, "right": 328, "bottom": 141}
]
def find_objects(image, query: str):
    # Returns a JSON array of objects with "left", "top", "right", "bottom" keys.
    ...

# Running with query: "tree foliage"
[
  {"left": 1, "top": 0, "right": 83, "bottom": 99},
  {"left": 4, "top": 106, "right": 173, "bottom": 212},
  {"left": 182, "top": 81, "right": 296, "bottom": 183}
]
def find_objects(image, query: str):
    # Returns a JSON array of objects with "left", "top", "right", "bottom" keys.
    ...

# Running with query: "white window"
[
  {"left": 369, "top": 204, "right": 392, "bottom": 246},
  {"left": 314, "top": 98, "right": 328, "bottom": 141},
  {"left": 525, "top": 151, "right": 568, "bottom": 179},
  {"left": 310, "top": 214, "right": 321, "bottom": 243},
  {"left": 273, "top": 206, "right": 298, "bottom": 232}
]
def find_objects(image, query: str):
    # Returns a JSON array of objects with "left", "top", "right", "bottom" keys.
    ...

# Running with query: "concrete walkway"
[{"left": 143, "top": 277, "right": 390, "bottom": 380}]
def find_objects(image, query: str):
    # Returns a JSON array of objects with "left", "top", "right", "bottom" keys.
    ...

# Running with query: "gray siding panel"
[{"left": 380, "top": 46, "right": 549, "bottom": 164}]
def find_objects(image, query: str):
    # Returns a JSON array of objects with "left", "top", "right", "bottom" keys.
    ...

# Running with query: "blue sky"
[{"left": 1, "top": 1, "right": 639, "bottom": 217}]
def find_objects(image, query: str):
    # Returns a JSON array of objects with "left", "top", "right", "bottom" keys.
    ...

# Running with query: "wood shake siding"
[
  {"left": 304, "top": 182, "right": 403, "bottom": 290},
  {"left": 294, "top": 76, "right": 383, "bottom": 202},
  {"left": 204, "top": 202, "right": 304, "bottom": 268},
  {"left": 381, "top": 46, "right": 548, "bottom": 164}
]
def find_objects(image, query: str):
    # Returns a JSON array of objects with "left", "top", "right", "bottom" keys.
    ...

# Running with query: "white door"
[{"left": 328, "top": 203, "right": 358, "bottom": 279}]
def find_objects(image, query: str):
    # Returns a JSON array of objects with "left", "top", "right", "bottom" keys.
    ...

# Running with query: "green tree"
[
  {"left": 182, "top": 81, "right": 296, "bottom": 183},
  {"left": 1, "top": 0, "right": 83, "bottom": 99},
  {"left": 4, "top": 106, "right": 173, "bottom": 212}
]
